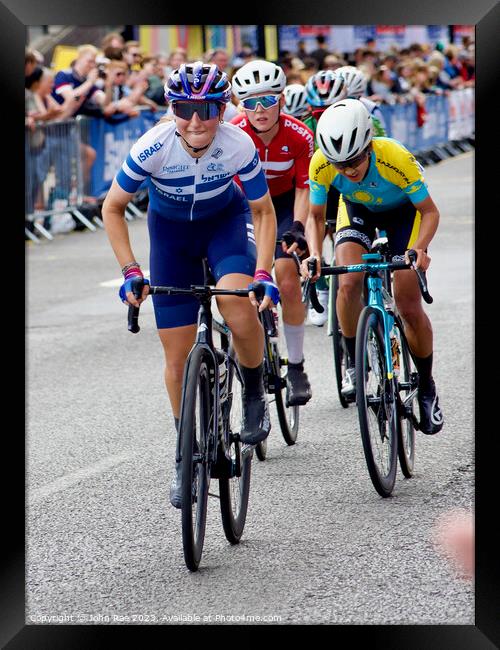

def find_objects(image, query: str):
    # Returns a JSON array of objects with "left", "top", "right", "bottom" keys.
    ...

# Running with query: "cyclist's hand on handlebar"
[
  {"left": 248, "top": 269, "right": 280, "bottom": 312},
  {"left": 282, "top": 220, "right": 308, "bottom": 257},
  {"left": 119, "top": 274, "right": 150, "bottom": 307},
  {"left": 300, "top": 255, "right": 321, "bottom": 282},
  {"left": 405, "top": 247, "right": 430, "bottom": 271}
]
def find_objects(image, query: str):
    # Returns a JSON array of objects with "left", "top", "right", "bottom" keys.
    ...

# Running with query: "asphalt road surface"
[{"left": 27, "top": 152, "right": 473, "bottom": 626}]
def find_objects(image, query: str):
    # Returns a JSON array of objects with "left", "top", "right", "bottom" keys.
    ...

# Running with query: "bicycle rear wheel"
[
  {"left": 393, "top": 318, "right": 417, "bottom": 478},
  {"left": 219, "top": 346, "right": 252, "bottom": 543},
  {"left": 330, "top": 274, "right": 350, "bottom": 408},
  {"left": 356, "top": 307, "right": 398, "bottom": 497},
  {"left": 180, "top": 347, "right": 213, "bottom": 571}
]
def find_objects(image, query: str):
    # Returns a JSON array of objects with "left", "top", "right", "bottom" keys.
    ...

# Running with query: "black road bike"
[{"left": 127, "top": 279, "right": 253, "bottom": 571}]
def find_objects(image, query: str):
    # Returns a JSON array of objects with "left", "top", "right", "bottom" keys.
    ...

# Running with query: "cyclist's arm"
[
  {"left": 304, "top": 201, "right": 327, "bottom": 279},
  {"left": 408, "top": 195, "right": 440, "bottom": 270},
  {"left": 293, "top": 187, "right": 310, "bottom": 227},
  {"left": 102, "top": 178, "right": 141, "bottom": 269},
  {"left": 246, "top": 191, "right": 277, "bottom": 275}
]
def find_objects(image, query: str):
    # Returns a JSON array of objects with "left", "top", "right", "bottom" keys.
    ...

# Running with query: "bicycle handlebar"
[
  {"left": 302, "top": 258, "right": 324, "bottom": 313},
  {"left": 317, "top": 249, "right": 433, "bottom": 304},
  {"left": 126, "top": 280, "right": 250, "bottom": 334}
]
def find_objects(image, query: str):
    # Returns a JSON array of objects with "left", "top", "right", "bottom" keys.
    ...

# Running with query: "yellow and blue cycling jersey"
[{"left": 309, "top": 137, "right": 429, "bottom": 212}]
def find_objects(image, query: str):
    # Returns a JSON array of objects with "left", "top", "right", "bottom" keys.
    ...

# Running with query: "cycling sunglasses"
[
  {"left": 241, "top": 94, "right": 280, "bottom": 111},
  {"left": 172, "top": 101, "right": 222, "bottom": 121},
  {"left": 332, "top": 148, "right": 371, "bottom": 170}
]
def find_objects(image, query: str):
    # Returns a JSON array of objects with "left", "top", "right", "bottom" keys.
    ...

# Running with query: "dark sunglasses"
[
  {"left": 172, "top": 101, "right": 221, "bottom": 121},
  {"left": 241, "top": 94, "right": 280, "bottom": 111},
  {"left": 332, "top": 148, "right": 371, "bottom": 170}
]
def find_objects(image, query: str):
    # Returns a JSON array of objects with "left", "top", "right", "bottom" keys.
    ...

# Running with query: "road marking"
[
  {"left": 100, "top": 270, "right": 150, "bottom": 288},
  {"left": 28, "top": 450, "right": 135, "bottom": 504}
]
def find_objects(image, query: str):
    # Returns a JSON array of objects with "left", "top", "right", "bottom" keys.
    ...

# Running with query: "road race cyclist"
[
  {"left": 336, "top": 65, "right": 387, "bottom": 137},
  {"left": 102, "top": 62, "right": 280, "bottom": 507},
  {"left": 283, "top": 83, "right": 309, "bottom": 121},
  {"left": 305, "top": 98, "right": 444, "bottom": 435},
  {"left": 301, "top": 70, "right": 349, "bottom": 326},
  {"left": 230, "top": 59, "right": 315, "bottom": 407}
]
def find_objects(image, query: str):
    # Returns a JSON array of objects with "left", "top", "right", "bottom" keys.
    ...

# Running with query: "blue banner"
[
  {"left": 378, "top": 97, "right": 448, "bottom": 152},
  {"left": 89, "top": 110, "right": 167, "bottom": 197}
]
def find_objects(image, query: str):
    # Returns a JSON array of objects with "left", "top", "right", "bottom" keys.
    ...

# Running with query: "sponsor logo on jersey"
[
  {"left": 284, "top": 118, "right": 314, "bottom": 145},
  {"left": 212, "top": 148, "right": 223, "bottom": 159},
  {"left": 201, "top": 172, "right": 231, "bottom": 183},
  {"left": 138, "top": 141, "right": 163, "bottom": 162},
  {"left": 281, "top": 145, "right": 289, "bottom": 153},
  {"left": 353, "top": 217, "right": 364, "bottom": 225},
  {"left": 207, "top": 162, "right": 225, "bottom": 172},
  {"left": 376, "top": 158, "right": 410, "bottom": 184},
  {"left": 313, "top": 161, "right": 331, "bottom": 178},
  {"left": 162, "top": 163, "right": 189, "bottom": 173}
]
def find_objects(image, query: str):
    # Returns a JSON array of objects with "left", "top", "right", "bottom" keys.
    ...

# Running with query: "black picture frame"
[{"left": 6, "top": 0, "right": 499, "bottom": 646}]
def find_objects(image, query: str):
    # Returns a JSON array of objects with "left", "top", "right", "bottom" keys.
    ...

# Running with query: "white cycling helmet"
[
  {"left": 231, "top": 60, "right": 286, "bottom": 100},
  {"left": 283, "top": 83, "right": 308, "bottom": 116},
  {"left": 305, "top": 70, "right": 348, "bottom": 107},
  {"left": 316, "top": 98, "right": 373, "bottom": 163},
  {"left": 336, "top": 66, "right": 368, "bottom": 98}
]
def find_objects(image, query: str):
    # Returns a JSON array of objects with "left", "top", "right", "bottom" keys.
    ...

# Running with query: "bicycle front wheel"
[
  {"left": 179, "top": 347, "right": 213, "bottom": 571},
  {"left": 330, "top": 273, "right": 350, "bottom": 408},
  {"left": 394, "top": 318, "right": 416, "bottom": 478},
  {"left": 274, "top": 341, "right": 299, "bottom": 445},
  {"left": 219, "top": 346, "right": 252, "bottom": 543},
  {"left": 356, "top": 307, "right": 398, "bottom": 497}
]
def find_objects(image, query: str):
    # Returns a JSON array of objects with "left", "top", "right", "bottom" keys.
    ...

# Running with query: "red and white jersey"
[{"left": 230, "top": 112, "right": 314, "bottom": 197}]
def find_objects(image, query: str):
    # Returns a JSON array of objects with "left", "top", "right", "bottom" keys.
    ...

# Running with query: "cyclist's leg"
[
  {"left": 273, "top": 190, "right": 311, "bottom": 404},
  {"left": 208, "top": 193, "right": 270, "bottom": 443},
  {"left": 334, "top": 199, "right": 375, "bottom": 395},
  {"left": 386, "top": 205, "right": 443, "bottom": 434},
  {"left": 148, "top": 210, "right": 203, "bottom": 418},
  {"left": 334, "top": 198, "right": 375, "bottom": 338}
]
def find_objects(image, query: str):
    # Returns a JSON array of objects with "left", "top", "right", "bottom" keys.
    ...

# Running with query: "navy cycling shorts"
[{"left": 148, "top": 190, "right": 257, "bottom": 329}]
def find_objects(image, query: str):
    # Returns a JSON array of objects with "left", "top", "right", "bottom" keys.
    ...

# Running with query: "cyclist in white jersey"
[
  {"left": 336, "top": 66, "right": 387, "bottom": 136},
  {"left": 102, "top": 62, "right": 279, "bottom": 507}
]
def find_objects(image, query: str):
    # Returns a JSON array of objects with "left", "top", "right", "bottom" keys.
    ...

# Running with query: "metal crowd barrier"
[{"left": 25, "top": 118, "right": 101, "bottom": 242}]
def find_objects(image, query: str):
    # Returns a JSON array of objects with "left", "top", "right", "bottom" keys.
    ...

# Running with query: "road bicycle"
[
  {"left": 127, "top": 278, "right": 253, "bottom": 571},
  {"left": 254, "top": 247, "right": 324, "bottom": 461},
  {"left": 317, "top": 249, "right": 433, "bottom": 497},
  {"left": 328, "top": 230, "right": 393, "bottom": 410}
]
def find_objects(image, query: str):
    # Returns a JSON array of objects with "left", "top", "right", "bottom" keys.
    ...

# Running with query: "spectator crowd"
[{"left": 25, "top": 30, "right": 475, "bottom": 232}]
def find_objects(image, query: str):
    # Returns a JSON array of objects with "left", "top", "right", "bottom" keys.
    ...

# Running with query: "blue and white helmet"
[{"left": 164, "top": 61, "right": 232, "bottom": 103}]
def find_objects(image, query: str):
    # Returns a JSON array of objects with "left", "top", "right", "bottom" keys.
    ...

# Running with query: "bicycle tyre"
[
  {"left": 219, "top": 345, "right": 252, "bottom": 544},
  {"left": 180, "top": 346, "right": 213, "bottom": 571},
  {"left": 356, "top": 307, "right": 398, "bottom": 497},
  {"left": 394, "top": 318, "right": 416, "bottom": 478},
  {"left": 255, "top": 437, "right": 268, "bottom": 461},
  {"left": 273, "top": 339, "right": 299, "bottom": 445},
  {"left": 330, "top": 273, "right": 350, "bottom": 409}
]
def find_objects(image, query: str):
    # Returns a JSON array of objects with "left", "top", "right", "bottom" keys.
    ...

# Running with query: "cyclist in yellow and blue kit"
[{"left": 305, "top": 98, "right": 443, "bottom": 435}]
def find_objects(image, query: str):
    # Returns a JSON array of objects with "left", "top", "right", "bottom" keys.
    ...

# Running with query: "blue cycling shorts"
[{"left": 148, "top": 186, "right": 257, "bottom": 329}]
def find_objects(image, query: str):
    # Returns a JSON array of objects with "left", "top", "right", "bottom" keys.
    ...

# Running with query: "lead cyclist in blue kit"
[{"left": 101, "top": 62, "right": 279, "bottom": 507}]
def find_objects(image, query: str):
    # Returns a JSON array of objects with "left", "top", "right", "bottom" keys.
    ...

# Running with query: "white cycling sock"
[{"left": 283, "top": 322, "right": 305, "bottom": 365}]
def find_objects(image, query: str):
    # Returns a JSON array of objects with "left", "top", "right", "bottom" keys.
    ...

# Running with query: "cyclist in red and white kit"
[{"left": 230, "top": 60, "right": 314, "bottom": 406}]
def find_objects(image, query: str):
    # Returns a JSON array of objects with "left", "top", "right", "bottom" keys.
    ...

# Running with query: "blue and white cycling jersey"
[{"left": 116, "top": 119, "right": 269, "bottom": 221}]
